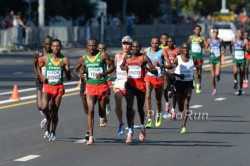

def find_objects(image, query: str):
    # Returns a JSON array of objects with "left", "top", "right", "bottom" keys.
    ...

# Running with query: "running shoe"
[
  {"left": 243, "top": 81, "right": 248, "bottom": 88},
  {"left": 106, "top": 104, "right": 111, "bottom": 115},
  {"left": 139, "top": 127, "right": 146, "bottom": 141},
  {"left": 117, "top": 123, "right": 125, "bottom": 136},
  {"left": 86, "top": 136, "right": 94, "bottom": 145},
  {"left": 181, "top": 127, "right": 186, "bottom": 134},
  {"left": 40, "top": 118, "right": 47, "bottom": 129},
  {"left": 125, "top": 133, "right": 133, "bottom": 143},
  {"left": 49, "top": 132, "right": 56, "bottom": 141},
  {"left": 171, "top": 108, "right": 176, "bottom": 120},
  {"left": 212, "top": 89, "right": 217, "bottom": 95},
  {"left": 196, "top": 84, "right": 201, "bottom": 93},
  {"left": 234, "top": 81, "right": 238, "bottom": 90},
  {"left": 100, "top": 117, "right": 107, "bottom": 127},
  {"left": 155, "top": 113, "right": 162, "bottom": 127},
  {"left": 43, "top": 130, "right": 50, "bottom": 139},
  {"left": 83, "top": 131, "right": 89, "bottom": 142},
  {"left": 145, "top": 119, "right": 153, "bottom": 128},
  {"left": 237, "top": 89, "right": 242, "bottom": 96},
  {"left": 246, "top": 81, "right": 249, "bottom": 88}
]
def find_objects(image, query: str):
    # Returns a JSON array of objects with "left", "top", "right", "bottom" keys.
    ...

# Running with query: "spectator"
[{"left": 126, "top": 13, "right": 136, "bottom": 35}]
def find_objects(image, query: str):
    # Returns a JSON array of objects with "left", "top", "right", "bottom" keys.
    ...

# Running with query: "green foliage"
[
  {"left": 102, "top": 0, "right": 163, "bottom": 24},
  {"left": 179, "top": 0, "right": 248, "bottom": 15},
  {"left": 45, "top": 0, "right": 95, "bottom": 20}
]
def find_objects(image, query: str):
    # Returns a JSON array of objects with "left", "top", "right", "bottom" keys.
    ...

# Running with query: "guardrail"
[{"left": 0, "top": 24, "right": 204, "bottom": 49}]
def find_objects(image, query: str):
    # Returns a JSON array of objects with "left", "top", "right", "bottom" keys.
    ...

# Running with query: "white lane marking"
[
  {"left": 189, "top": 105, "right": 203, "bottom": 108},
  {"left": 0, "top": 81, "right": 79, "bottom": 96},
  {"left": 75, "top": 139, "right": 87, "bottom": 143},
  {"left": 0, "top": 87, "right": 79, "bottom": 105},
  {"left": 14, "top": 155, "right": 40, "bottom": 161},
  {"left": 125, "top": 125, "right": 141, "bottom": 130},
  {"left": 12, "top": 72, "right": 23, "bottom": 75},
  {"left": 214, "top": 97, "right": 226, "bottom": 101}
]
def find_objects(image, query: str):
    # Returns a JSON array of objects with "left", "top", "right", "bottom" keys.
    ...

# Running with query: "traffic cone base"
[{"left": 9, "top": 84, "right": 20, "bottom": 100}]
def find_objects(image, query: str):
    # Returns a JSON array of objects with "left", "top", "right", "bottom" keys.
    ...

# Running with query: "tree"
[{"left": 103, "top": 0, "right": 163, "bottom": 24}]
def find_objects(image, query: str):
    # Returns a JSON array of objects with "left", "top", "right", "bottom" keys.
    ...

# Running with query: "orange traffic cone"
[
  {"left": 221, "top": 55, "right": 226, "bottom": 64},
  {"left": 76, "top": 79, "right": 81, "bottom": 88},
  {"left": 9, "top": 84, "right": 20, "bottom": 100}
]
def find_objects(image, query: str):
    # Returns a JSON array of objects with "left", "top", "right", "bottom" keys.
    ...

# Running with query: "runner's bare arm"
[
  {"left": 120, "top": 56, "right": 128, "bottom": 71},
  {"left": 143, "top": 48, "right": 148, "bottom": 55},
  {"left": 33, "top": 51, "right": 39, "bottom": 78},
  {"left": 37, "top": 56, "right": 47, "bottom": 83},
  {"left": 73, "top": 57, "right": 83, "bottom": 78},
  {"left": 61, "top": 56, "right": 71, "bottom": 80},
  {"left": 230, "top": 40, "right": 234, "bottom": 55},
  {"left": 201, "top": 36, "right": 206, "bottom": 48},
  {"left": 141, "top": 55, "right": 158, "bottom": 74},
  {"left": 245, "top": 39, "right": 249, "bottom": 53},
  {"left": 220, "top": 39, "right": 226, "bottom": 56},
  {"left": 204, "top": 38, "right": 211, "bottom": 52},
  {"left": 187, "top": 35, "right": 192, "bottom": 45},
  {"left": 161, "top": 49, "right": 172, "bottom": 69}
]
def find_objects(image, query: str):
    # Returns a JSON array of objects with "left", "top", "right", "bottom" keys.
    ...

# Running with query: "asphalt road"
[{"left": 0, "top": 48, "right": 250, "bottom": 166}]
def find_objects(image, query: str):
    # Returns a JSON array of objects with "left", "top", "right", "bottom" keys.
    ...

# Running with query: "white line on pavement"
[
  {"left": 0, "top": 87, "right": 80, "bottom": 105},
  {"left": 0, "top": 81, "right": 79, "bottom": 96},
  {"left": 214, "top": 97, "right": 226, "bottom": 101},
  {"left": 14, "top": 155, "right": 40, "bottom": 162},
  {"left": 190, "top": 105, "right": 203, "bottom": 108}
]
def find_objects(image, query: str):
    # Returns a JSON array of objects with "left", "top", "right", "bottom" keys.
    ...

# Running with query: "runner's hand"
[
  {"left": 40, "top": 75, "right": 48, "bottom": 84},
  {"left": 60, "top": 61, "right": 65, "bottom": 69},
  {"left": 96, "top": 73, "right": 105, "bottom": 80},
  {"left": 179, "top": 74, "right": 185, "bottom": 80}
]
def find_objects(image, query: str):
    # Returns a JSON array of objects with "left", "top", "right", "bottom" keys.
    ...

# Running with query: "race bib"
[
  {"left": 147, "top": 66, "right": 162, "bottom": 77},
  {"left": 47, "top": 70, "right": 61, "bottom": 83},
  {"left": 41, "top": 67, "right": 46, "bottom": 76},
  {"left": 116, "top": 59, "right": 127, "bottom": 79},
  {"left": 235, "top": 50, "right": 244, "bottom": 59},
  {"left": 211, "top": 47, "right": 220, "bottom": 57},
  {"left": 128, "top": 66, "right": 141, "bottom": 79},
  {"left": 192, "top": 42, "right": 202, "bottom": 53},
  {"left": 88, "top": 67, "right": 103, "bottom": 79}
]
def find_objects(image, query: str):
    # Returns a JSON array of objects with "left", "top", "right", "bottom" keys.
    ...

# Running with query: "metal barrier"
[{"left": 0, "top": 24, "right": 198, "bottom": 49}]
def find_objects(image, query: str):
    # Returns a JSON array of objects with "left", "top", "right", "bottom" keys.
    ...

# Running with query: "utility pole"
[
  {"left": 38, "top": 0, "right": 45, "bottom": 26},
  {"left": 122, "top": 0, "right": 127, "bottom": 24}
]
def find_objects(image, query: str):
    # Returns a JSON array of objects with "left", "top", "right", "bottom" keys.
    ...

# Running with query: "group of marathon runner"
[{"left": 33, "top": 24, "right": 250, "bottom": 145}]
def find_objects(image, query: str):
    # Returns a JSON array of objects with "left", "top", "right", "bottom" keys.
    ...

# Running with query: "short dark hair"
[{"left": 52, "top": 39, "right": 61, "bottom": 45}]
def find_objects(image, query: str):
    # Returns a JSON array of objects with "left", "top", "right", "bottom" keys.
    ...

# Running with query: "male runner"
[
  {"left": 120, "top": 40, "right": 157, "bottom": 143},
  {"left": 113, "top": 36, "right": 132, "bottom": 135},
  {"left": 230, "top": 29, "right": 249, "bottom": 95},
  {"left": 80, "top": 38, "right": 115, "bottom": 145},
  {"left": 38, "top": 39, "right": 71, "bottom": 141},
  {"left": 188, "top": 24, "right": 206, "bottom": 93},
  {"left": 33, "top": 36, "right": 52, "bottom": 129},
  {"left": 143, "top": 37, "right": 171, "bottom": 128},
  {"left": 205, "top": 28, "right": 226, "bottom": 95}
]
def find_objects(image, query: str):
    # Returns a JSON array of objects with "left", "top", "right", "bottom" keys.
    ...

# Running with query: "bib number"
[
  {"left": 235, "top": 50, "right": 244, "bottom": 59},
  {"left": 192, "top": 42, "right": 201, "bottom": 53},
  {"left": 88, "top": 67, "right": 103, "bottom": 79},
  {"left": 128, "top": 66, "right": 141, "bottom": 79},
  {"left": 47, "top": 70, "right": 61, "bottom": 83},
  {"left": 211, "top": 47, "right": 220, "bottom": 57}
]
